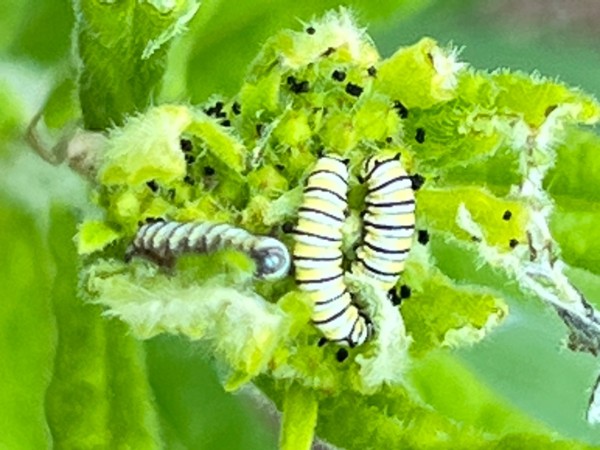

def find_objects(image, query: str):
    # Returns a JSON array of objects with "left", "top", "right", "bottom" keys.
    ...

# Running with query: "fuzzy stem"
[
  {"left": 516, "top": 116, "right": 600, "bottom": 347},
  {"left": 279, "top": 383, "right": 319, "bottom": 450}
]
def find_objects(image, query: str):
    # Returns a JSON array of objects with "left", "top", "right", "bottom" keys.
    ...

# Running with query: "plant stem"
[{"left": 279, "top": 383, "right": 319, "bottom": 450}]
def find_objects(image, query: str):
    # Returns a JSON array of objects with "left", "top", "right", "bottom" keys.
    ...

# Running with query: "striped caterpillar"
[
  {"left": 353, "top": 153, "right": 416, "bottom": 292},
  {"left": 126, "top": 220, "right": 291, "bottom": 281},
  {"left": 292, "top": 155, "right": 374, "bottom": 347}
]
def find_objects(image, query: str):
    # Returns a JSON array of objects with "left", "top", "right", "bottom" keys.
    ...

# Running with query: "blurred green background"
[{"left": 3, "top": 0, "right": 600, "bottom": 448}]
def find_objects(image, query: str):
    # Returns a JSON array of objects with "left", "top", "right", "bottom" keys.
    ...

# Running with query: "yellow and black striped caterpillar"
[
  {"left": 126, "top": 220, "right": 291, "bottom": 281},
  {"left": 353, "top": 153, "right": 415, "bottom": 292},
  {"left": 292, "top": 155, "right": 374, "bottom": 347}
]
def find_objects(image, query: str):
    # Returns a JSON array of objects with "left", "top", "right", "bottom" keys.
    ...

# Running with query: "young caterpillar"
[
  {"left": 353, "top": 153, "right": 416, "bottom": 293},
  {"left": 126, "top": 220, "right": 291, "bottom": 281}
]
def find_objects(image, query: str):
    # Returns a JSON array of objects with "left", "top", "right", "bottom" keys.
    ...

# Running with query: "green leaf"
[
  {"left": 42, "top": 75, "right": 81, "bottom": 130},
  {"left": 376, "top": 37, "right": 464, "bottom": 108},
  {"left": 547, "top": 128, "right": 600, "bottom": 204},
  {"left": 490, "top": 71, "right": 600, "bottom": 128},
  {"left": 145, "top": 336, "right": 278, "bottom": 449},
  {"left": 45, "top": 206, "right": 162, "bottom": 448},
  {"left": 408, "top": 351, "right": 553, "bottom": 437},
  {"left": 99, "top": 104, "right": 192, "bottom": 186},
  {"left": 0, "top": 197, "right": 56, "bottom": 449},
  {"left": 77, "top": 220, "right": 121, "bottom": 255},
  {"left": 279, "top": 383, "right": 318, "bottom": 450},
  {"left": 74, "top": 0, "right": 201, "bottom": 129},
  {"left": 402, "top": 246, "right": 508, "bottom": 357},
  {"left": 417, "top": 186, "right": 529, "bottom": 249},
  {"left": 550, "top": 203, "right": 600, "bottom": 276}
]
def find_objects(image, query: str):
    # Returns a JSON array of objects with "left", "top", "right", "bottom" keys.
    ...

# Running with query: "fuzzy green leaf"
[{"left": 74, "top": 0, "right": 200, "bottom": 129}]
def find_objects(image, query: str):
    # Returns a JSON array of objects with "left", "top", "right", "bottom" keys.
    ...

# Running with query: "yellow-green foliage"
[
  {"left": 77, "top": 7, "right": 600, "bottom": 449},
  {"left": 81, "top": 4, "right": 600, "bottom": 390},
  {"left": 417, "top": 187, "right": 529, "bottom": 249}
]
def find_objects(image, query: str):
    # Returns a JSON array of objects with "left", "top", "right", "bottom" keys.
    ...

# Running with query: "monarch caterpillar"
[
  {"left": 292, "top": 155, "right": 374, "bottom": 347},
  {"left": 353, "top": 153, "right": 416, "bottom": 293},
  {"left": 126, "top": 220, "right": 291, "bottom": 281}
]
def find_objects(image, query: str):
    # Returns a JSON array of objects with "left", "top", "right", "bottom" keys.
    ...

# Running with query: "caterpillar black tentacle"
[{"left": 126, "top": 221, "right": 291, "bottom": 280}]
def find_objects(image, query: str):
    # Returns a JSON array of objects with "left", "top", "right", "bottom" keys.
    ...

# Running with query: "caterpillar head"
[
  {"left": 361, "top": 152, "right": 402, "bottom": 180},
  {"left": 314, "top": 153, "right": 350, "bottom": 177},
  {"left": 251, "top": 237, "right": 291, "bottom": 280}
]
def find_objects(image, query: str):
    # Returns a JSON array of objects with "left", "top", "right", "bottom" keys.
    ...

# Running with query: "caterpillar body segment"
[
  {"left": 126, "top": 220, "right": 291, "bottom": 280},
  {"left": 292, "top": 155, "right": 374, "bottom": 347},
  {"left": 311, "top": 288, "right": 372, "bottom": 347},
  {"left": 353, "top": 153, "right": 416, "bottom": 292}
]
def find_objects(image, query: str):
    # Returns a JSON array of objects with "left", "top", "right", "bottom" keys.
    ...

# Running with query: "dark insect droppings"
[
  {"left": 503, "top": 210, "right": 513, "bottom": 221},
  {"left": 183, "top": 175, "right": 195, "bottom": 186},
  {"left": 385, "top": 137, "right": 393, "bottom": 144},
  {"left": 345, "top": 83, "right": 363, "bottom": 97},
  {"left": 144, "top": 216, "right": 165, "bottom": 224},
  {"left": 332, "top": 70, "right": 346, "bottom": 82},
  {"left": 306, "top": 26, "right": 316, "bottom": 35},
  {"left": 205, "top": 101, "right": 224, "bottom": 117},
  {"left": 286, "top": 75, "right": 310, "bottom": 93},
  {"left": 336, "top": 348, "right": 349, "bottom": 362},
  {"left": 318, "top": 337, "right": 328, "bottom": 347},
  {"left": 410, "top": 174, "right": 426, "bottom": 191},
  {"left": 146, "top": 180, "right": 159, "bottom": 192},
  {"left": 509, "top": 238, "right": 519, "bottom": 249},
  {"left": 367, "top": 66, "right": 377, "bottom": 77},
  {"left": 415, "top": 128, "right": 426, "bottom": 144},
  {"left": 203, "top": 166, "right": 216, "bottom": 176},
  {"left": 417, "top": 229, "right": 430, "bottom": 245},
  {"left": 221, "top": 119, "right": 231, "bottom": 127},
  {"left": 180, "top": 139, "right": 193, "bottom": 152},
  {"left": 392, "top": 100, "right": 409, "bottom": 119},
  {"left": 232, "top": 102, "right": 241, "bottom": 115},
  {"left": 296, "top": 80, "right": 310, "bottom": 93},
  {"left": 399, "top": 284, "right": 411, "bottom": 299},
  {"left": 185, "top": 154, "right": 196, "bottom": 165},
  {"left": 275, "top": 164, "right": 285, "bottom": 171}
]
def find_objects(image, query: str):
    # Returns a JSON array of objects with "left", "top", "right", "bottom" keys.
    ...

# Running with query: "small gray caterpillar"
[{"left": 126, "top": 220, "right": 291, "bottom": 281}]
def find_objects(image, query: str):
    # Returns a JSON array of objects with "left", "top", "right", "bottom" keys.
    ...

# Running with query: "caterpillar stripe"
[
  {"left": 126, "top": 220, "right": 291, "bottom": 280},
  {"left": 293, "top": 155, "right": 373, "bottom": 347},
  {"left": 353, "top": 153, "right": 416, "bottom": 291}
]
